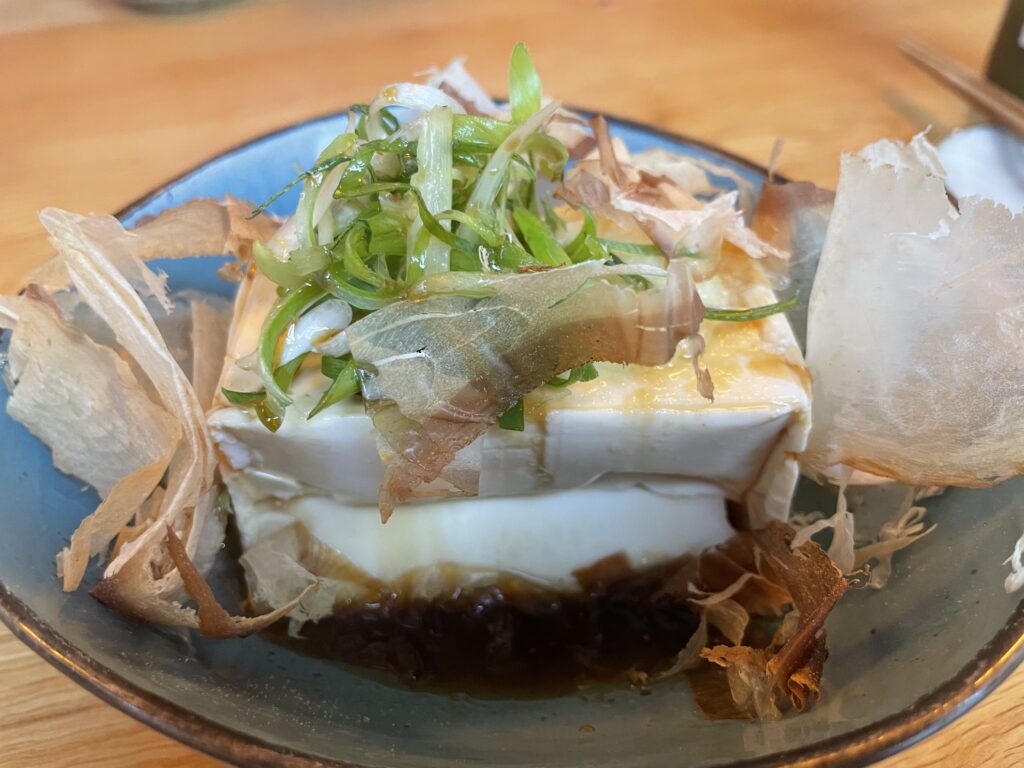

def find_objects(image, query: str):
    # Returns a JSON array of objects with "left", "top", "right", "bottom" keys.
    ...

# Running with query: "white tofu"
[
  {"left": 229, "top": 477, "right": 733, "bottom": 593},
  {"left": 209, "top": 253, "right": 810, "bottom": 596}
]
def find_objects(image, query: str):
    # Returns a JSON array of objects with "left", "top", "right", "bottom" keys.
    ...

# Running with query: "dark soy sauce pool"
[{"left": 267, "top": 554, "right": 700, "bottom": 697}]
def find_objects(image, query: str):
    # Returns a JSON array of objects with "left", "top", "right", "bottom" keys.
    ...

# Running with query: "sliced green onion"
[
  {"left": 222, "top": 353, "right": 309, "bottom": 431},
  {"left": 513, "top": 206, "right": 571, "bottom": 267},
  {"left": 321, "top": 264, "right": 403, "bottom": 310},
  {"left": 379, "top": 107, "right": 401, "bottom": 135},
  {"left": 406, "top": 271, "right": 500, "bottom": 301},
  {"left": 577, "top": 235, "right": 611, "bottom": 263},
  {"left": 542, "top": 201, "right": 565, "bottom": 234},
  {"left": 365, "top": 209, "right": 410, "bottom": 256},
  {"left": 289, "top": 246, "right": 333, "bottom": 274},
  {"left": 498, "top": 398, "right": 525, "bottom": 431},
  {"left": 520, "top": 132, "right": 569, "bottom": 180},
  {"left": 449, "top": 248, "right": 485, "bottom": 272},
  {"left": 509, "top": 152, "right": 538, "bottom": 182},
  {"left": 509, "top": 42, "right": 542, "bottom": 123},
  {"left": 434, "top": 209, "right": 501, "bottom": 247},
  {"left": 412, "top": 188, "right": 486, "bottom": 257},
  {"left": 547, "top": 363, "right": 599, "bottom": 388},
  {"left": 704, "top": 297, "right": 798, "bottom": 322},
  {"left": 333, "top": 145, "right": 379, "bottom": 198},
  {"left": 597, "top": 238, "right": 666, "bottom": 257},
  {"left": 251, "top": 244, "right": 303, "bottom": 290},
  {"left": 452, "top": 151, "right": 489, "bottom": 168},
  {"left": 315, "top": 132, "right": 358, "bottom": 164},
  {"left": 274, "top": 352, "right": 308, "bottom": 390},
  {"left": 321, "top": 354, "right": 350, "bottom": 379},
  {"left": 254, "top": 241, "right": 332, "bottom": 290},
  {"left": 566, "top": 206, "right": 597, "bottom": 261},
  {"left": 221, "top": 388, "right": 265, "bottom": 406},
  {"left": 409, "top": 105, "right": 454, "bottom": 280},
  {"left": 334, "top": 181, "right": 411, "bottom": 198},
  {"left": 459, "top": 101, "right": 560, "bottom": 241},
  {"left": 338, "top": 224, "right": 387, "bottom": 288},
  {"left": 452, "top": 114, "right": 515, "bottom": 151},
  {"left": 258, "top": 283, "right": 324, "bottom": 413},
  {"left": 255, "top": 401, "right": 283, "bottom": 432},
  {"left": 309, "top": 359, "right": 360, "bottom": 419},
  {"left": 366, "top": 84, "right": 460, "bottom": 139},
  {"left": 248, "top": 154, "right": 351, "bottom": 219},
  {"left": 495, "top": 242, "right": 535, "bottom": 270},
  {"left": 350, "top": 104, "right": 370, "bottom": 139}
]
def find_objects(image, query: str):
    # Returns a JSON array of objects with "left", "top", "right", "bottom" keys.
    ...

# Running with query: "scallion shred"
[
  {"left": 547, "top": 363, "right": 600, "bottom": 388},
  {"left": 221, "top": 388, "right": 265, "bottom": 406},
  {"left": 508, "top": 42, "right": 542, "bottom": 124},
  {"left": 309, "top": 359, "right": 360, "bottom": 419},
  {"left": 704, "top": 297, "right": 798, "bottom": 322},
  {"left": 498, "top": 399, "right": 525, "bottom": 431},
  {"left": 257, "top": 284, "right": 323, "bottom": 413},
  {"left": 242, "top": 42, "right": 770, "bottom": 429},
  {"left": 597, "top": 239, "right": 666, "bottom": 258}
]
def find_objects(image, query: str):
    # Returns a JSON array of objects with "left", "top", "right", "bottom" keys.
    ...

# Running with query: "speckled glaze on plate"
[{"left": 2, "top": 112, "right": 1023, "bottom": 768}]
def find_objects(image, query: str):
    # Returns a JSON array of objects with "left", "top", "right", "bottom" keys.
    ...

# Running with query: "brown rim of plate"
[{"left": 2, "top": 108, "right": 1023, "bottom": 768}]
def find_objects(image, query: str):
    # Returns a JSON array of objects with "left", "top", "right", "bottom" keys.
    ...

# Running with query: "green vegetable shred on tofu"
[
  {"left": 498, "top": 399, "right": 526, "bottom": 431},
  {"left": 704, "top": 297, "right": 798, "bottom": 322},
  {"left": 239, "top": 42, "right": 796, "bottom": 430}
]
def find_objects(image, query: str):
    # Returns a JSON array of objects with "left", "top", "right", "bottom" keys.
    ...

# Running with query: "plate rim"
[{"left": 2, "top": 107, "right": 1023, "bottom": 768}]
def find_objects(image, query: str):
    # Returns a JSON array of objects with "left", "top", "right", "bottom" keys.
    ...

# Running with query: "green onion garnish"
[
  {"left": 704, "top": 297, "right": 798, "bottom": 322},
  {"left": 221, "top": 353, "right": 309, "bottom": 432},
  {"left": 221, "top": 388, "right": 265, "bottom": 406},
  {"left": 547, "top": 363, "right": 600, "bottom": 388},
  {"left": 498, "top": 398, "right": 525, "bottom": 431},
  {"left": 508, "top": 42, "right": 542, "bottom": 124},
  {"left": 248, "top": 153, "right": 352, "bottom": 220},
  {"left": 309, "top": 359, "right": 360, "bottom": 419},
  {"left": 257, "top": 284, "right": 324, "bottom": 413},
  {"left": 597, "top": 239, "right": 666, "bottom": 258},
  {"left": 321, "top": 354, "right": 349, "bottom": 379},
  {"left": 512, "top": 206, "right": 571, "bottom": 267},
  {"left": 241, "top": 42, "right": 763, "bottom": 429}
]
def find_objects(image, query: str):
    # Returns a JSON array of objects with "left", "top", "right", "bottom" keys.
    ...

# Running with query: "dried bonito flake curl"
[
  {"left": 804, "top": 133, "right": 1024, "bottom": 488},
  {"left": 685, "top": 522, "right": 846, "bottom": 720},
  {"left": 0, "top": 200, "right": 283, "bottom": 631}
]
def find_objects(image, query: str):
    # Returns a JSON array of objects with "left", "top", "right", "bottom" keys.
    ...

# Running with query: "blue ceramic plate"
[{"left": 2, "top": 112, "right": 1024, "bottom": 768}]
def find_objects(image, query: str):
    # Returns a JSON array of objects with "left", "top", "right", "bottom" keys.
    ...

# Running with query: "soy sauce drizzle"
[{"left": 267, "top": 553, "right": 700, "bottom": 698}]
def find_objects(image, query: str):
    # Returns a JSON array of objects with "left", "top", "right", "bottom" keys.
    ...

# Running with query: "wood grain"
[{"left": 0, "top": 0, "right": 1016, "bottom": 765}]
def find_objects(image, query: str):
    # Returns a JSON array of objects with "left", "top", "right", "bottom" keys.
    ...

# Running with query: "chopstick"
[{"left": 900, "top": 39, "right": 1024, "bottom": 140}]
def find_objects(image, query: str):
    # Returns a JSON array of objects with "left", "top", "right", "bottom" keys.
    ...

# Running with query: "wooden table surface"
[{"left": 1, "top": 0, "right": 1020, "bottom": 765}]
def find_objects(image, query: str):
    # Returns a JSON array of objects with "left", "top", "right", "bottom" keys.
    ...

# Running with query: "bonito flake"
[
  {"left": 804, "top": 134, "right": 1024, "bottom": 488},
  {"left": 347, "top": 260, "right": 707, "bottom": 519},
  {"left": 0, "top": 292, "right": 179, "bottom": 500},
  {"left": 0, "top": 200, "right": 303, "bottom": 632}
]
